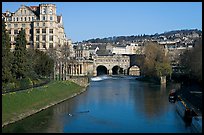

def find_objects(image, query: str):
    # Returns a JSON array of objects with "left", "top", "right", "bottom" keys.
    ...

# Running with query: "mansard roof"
[
  {"left": 29, "top": 6, "right": 39, "bottom": 11},
  {"left": 25, "top": 5, "right": 40, "bottom": 16}
]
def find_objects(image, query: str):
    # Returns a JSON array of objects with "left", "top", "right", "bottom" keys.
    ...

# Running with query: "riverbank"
[{"left": 2, "top": 80, "right": 88, "bottom": 127}]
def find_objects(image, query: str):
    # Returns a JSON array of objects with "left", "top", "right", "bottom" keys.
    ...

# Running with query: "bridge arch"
[
  {"left": 112, "top": 65, "right": 124, "bottom": 75},
  {"left": 96, "top": 65, "right": 108, "bottom": 76},
  {"left": 128, "top": 65, "right": 140, "bottom": 76}
]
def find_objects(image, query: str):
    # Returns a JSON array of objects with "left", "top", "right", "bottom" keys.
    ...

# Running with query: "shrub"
[
  {"left": 20, "top": 77, "right": 33, "bottom": 89},
  {"left": 2, "top": 82, "right": 16, "bottom": 93}
]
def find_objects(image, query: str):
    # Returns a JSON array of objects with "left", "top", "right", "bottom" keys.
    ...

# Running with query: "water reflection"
[{"left": 2, "top": 107, "right": 54, "bottom": 133}]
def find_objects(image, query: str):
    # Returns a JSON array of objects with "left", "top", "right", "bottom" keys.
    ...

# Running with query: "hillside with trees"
[{"left": 77, "top": 29, "right": 202, "bottom": 44}]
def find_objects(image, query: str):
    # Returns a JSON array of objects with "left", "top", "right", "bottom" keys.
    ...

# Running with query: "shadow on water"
[{"left": 2, "top": 108, "right": 53, "bottom": 133}]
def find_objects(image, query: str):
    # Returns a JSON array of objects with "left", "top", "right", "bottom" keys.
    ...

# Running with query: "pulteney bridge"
[
  {"left": 54, "top": 54, "right": 139, "bottom": 80},
  {"left": 93, "top": 55, "right": 130, "bottom": 76}
]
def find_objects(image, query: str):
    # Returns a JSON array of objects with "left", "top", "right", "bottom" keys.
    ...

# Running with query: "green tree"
[
  {"left": 34, "top": 50, "right": 54, "bottom": 78},
  {"left": 2, "top": 20, "right": 13, "bottom": 83},
  {"left": 12, "top": 28, "right": 28, "bottom": 79},
  {"left": 139, "top": 41, "right": 172, "bottom": 79},
  {"left": 26, "top": 48, "right": 39, "bottom": 80},
  {"left": 180, "top": 38, "right": 202, "bottom": 82}
]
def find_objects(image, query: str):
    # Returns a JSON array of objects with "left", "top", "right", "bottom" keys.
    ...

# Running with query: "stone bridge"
[
  {"left": 54, "top": 55, "right": 141, "bottom": 80},
  {"left": 93, "top": 55, "right": 130, "bottom": 76}
]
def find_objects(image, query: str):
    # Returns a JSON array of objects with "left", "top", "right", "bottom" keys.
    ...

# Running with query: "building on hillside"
[
  {"left": 2, "top": 3, "right": 70, "bottom": 51},
  {"left": 112, "top": 43, "right": 144, "bottom": 55}
]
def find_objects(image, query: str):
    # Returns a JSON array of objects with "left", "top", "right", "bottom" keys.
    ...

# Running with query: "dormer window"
[
  {"left": 42, "top": 8, "right": 46, "bottom": 14},
  {"left": 49, "top": 8, "right": 53, "bottom": 14}
]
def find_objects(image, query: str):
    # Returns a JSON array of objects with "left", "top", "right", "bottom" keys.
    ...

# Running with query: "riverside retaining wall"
[{"left": 69, "top": 76, "right": 90, "bottom": 87}]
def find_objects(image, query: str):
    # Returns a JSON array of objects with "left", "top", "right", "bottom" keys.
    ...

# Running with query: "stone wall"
[{"left": 69, "top": 76, "right": 90, "bottom": 87}]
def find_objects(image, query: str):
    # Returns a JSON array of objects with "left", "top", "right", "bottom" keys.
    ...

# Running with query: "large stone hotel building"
[{"left": 2, "top": 3, "right": 70, "bottom": 50}]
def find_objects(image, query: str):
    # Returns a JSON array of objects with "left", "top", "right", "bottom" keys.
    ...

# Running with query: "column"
[
  {"left": 79, "top": 64, "right": 82, "bottom": 75},
  {"left": 109, "top": 69, "right": 112, "bottom": 75},
  {"left": 71, "top": 64, "right": 73, "bottom": 76},
  {"left": 81, "top": 64, "right": 84, "bottom": 76},
  {"left": 124, "top": 69, "right": 127, "bottom": 75},
  {"left": 74, "top": 65, "right": 76, "bottom": 75}
]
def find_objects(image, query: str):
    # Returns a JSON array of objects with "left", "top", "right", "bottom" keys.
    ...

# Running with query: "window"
[
  {"left": 14, "top": 24, "right": 18, "bottom": 28},
  {"left": 43, "top": 16, "right": 45, "bottom": 20},
  {"left": 42, "top": 29, "right": 46, "bottom": 33},
  {"left": 43, "top": 22, "right": 45, "bottom": 26},
  {"left": 36, "top": 22, "right": 39, "bottom": 26},
  {"left": 24, "top": 10, "right": 26, "bottom": 14},
  {"left": 17, "top": 17, "right": 18, "bottom": 21},
  {"left": 36, "top": 42, "right": 40, "bottom": 48},
  {"left": 28, "top": 17, "right": 30, "bottom": 21},
  {"left": 42, "top": 43, "right": 46, "bottom": 48},
  {"left": 8, "top": 17, "right": 12, "bottom": 21},
  {"left": 22, "top": 24, "right": 25, "bottom": 27},
  {"left": 24, "top": 17, "right": 26, "bottom": 21},
  {"left": 13, "top": 17, "right": 15, "bottom": 22},
  {"left": 8, "top": 30, "right": 11, "bottom": 34},
  {"left": 49, "top": 35, "right": 53, "bottom": 41},
  {"left": 8, "top": 24, "right": 11, "bottom": 28},
  {"left": 49, "top": 29, "right": 53, "bottom": 34},
  {"left": 14, "top": 30, "right": 18, "bottom": 34},
  {"left": 36, "top": 29, "right": 40, "bottom": 34},
  {"left": 21, "top": 17, "right": 23, "bottom": 21},
  {"left": 50, "top": 16, "right": 53, "bottom": 21},
  {"left": 49, "top": 43, "right": 53, "bottom": 48},
  {"left": 43, "top": 8, "right": 46, "bottom": 14},
  {"left": 30, "top": 29, "right": 33, "bottom": 35},
  {"left": 36, "top": 35, "right": 39, "bottom": 41},
  {"left": 42, "top": 35, "right": 46, "bottom": 41},
  {"left": 49, "top": 8, "right": 53, "bottom": 14}
]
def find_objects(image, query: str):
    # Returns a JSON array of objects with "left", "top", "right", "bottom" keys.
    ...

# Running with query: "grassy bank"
[{"left": 2, "top": 80, "right": 84, "bottom": 126}]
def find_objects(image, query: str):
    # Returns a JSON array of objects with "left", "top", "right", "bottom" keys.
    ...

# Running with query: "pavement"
[{"left": 177, "top": 82, "right": 202, "bottom": 116}]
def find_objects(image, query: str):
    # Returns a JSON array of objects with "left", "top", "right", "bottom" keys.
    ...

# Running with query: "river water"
[{"left": 2, "top": 76, "right": 192, "bottom": 133}]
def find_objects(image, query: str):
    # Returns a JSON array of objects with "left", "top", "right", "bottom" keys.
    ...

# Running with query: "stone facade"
[
  {"left": 129, "top": 65, "right": 140, "bottom": 76},
  {"left": 93, "top": 55, "right": 130, "bottom": 76},
  {"left": 2, "top": 3, "right": 70, "bottom": 51}
]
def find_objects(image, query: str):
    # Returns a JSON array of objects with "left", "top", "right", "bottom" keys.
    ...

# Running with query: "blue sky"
[{"left": 2, "top": 2, "right": 202, "bottom": 42}]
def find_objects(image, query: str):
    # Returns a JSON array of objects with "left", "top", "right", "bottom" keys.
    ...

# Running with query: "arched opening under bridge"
[
  {"left": 97, "top": 65, "right": 108, "bottom": 76},
  {"left": 112, "top": 66, "right": 124, "bottom": 75}
]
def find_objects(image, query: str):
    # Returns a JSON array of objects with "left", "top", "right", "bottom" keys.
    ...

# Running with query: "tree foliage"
[
  {"left": 12, "top": 28, "right": 28, "bottom": 79},
  {"left": 2, "top": 26, "right": 54, "bottom": 92},
  {"left": 138, "top": 41, "right": 172, "bottom": 78},
  {"left": 180, "top": 37, "right": 202, "bottom": 82},
  {"left": 2, "top": 20, "right": 13, "bottom": 83},
  {"left": 34, "top": 50, "right": 54, "bottom": 77}
]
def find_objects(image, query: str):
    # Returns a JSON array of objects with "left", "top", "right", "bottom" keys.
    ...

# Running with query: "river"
[{"left": 2, "top": 76, "right": 192, "bottom": 133}]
